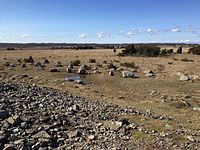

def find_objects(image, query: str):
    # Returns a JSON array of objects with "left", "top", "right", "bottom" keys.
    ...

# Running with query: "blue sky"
[{"left": 0, "top": 0, "right": 200, "bottom": 43}]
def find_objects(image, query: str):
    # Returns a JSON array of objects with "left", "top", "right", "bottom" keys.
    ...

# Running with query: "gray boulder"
[
  {"left": 66, "top": 68, "right": 72, "bottom": 73},
  {"left": 122, "top": 71, "right": 134, "bottom": 78},
  {"left": 180, "top": 74, "right": 190, "bottom": 81},
  {"left": 49, "top": 68, "right": 59, "bottom": 72},
  {"left": 144, "top": 70, "right": 154, "bottom": 77},
  {"left": 78, "top": 65, "right": 87, "bottom": 74},
  {"left": 109, "top": 70, "right": 114, "bottom": 76},
  {"left": 68, "top": 63, "right": 74, "bottom": 69},
  {"left": 43, "top": 59, "right": 49, "bottom": 64}
]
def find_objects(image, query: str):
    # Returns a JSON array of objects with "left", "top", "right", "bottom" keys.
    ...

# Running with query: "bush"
[
  {"left": 176, "top": 47, "right": 182, "bottom": 54},
  {"left": 71, "top": 59, "right": 81, "bottom": 66},
  {"left": 188, "top": 46, "right": 200, "bottom": 55},
  {"left": 118, "top": 44, "right": 161, "bottom": 57},
  {"left": 89, "top": 58, "right": 96, "bottom": 63},
  {"left": 120, "top": 62, "right": 138, "bottom": 69},
  {"left": 6, "top": 47, "right": 15, "bottom": 50}
]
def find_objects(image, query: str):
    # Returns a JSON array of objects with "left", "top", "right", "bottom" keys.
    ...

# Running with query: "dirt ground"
[{"left": 1, "top": 46, "right": 200, "bottom": 134}]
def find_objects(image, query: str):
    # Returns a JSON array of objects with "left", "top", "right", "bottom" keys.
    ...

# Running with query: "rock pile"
[{"left": 0, "top": 83, "right": 199, "bottom": 149}]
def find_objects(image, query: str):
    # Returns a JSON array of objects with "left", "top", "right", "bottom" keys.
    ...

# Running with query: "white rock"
[{"left": 122, "top": 71, "right": 134, "bottom": 78}]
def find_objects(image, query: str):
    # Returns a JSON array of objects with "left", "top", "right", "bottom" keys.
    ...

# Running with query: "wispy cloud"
[
  {"left": 147, "top": 28, "right": 157, "bottom": 34},
  {"left": 21, "top": 34, "right": 31, "bottom": 38},
  {"left": 171, "top": 27, "right": 181, "bottom": 32},
  {"left": 124, "top": 30, "right": 137, "bottom": 37},
  {"left": 78, "top": 33, "right": 88, "bottom": 38},
  {"left": 97, "top": 31, "right": 106, "bottom": 38}
]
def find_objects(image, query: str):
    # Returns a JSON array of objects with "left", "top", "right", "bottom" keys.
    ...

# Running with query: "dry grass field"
[{"left": 1, "top": 46, "right": 200, "bottom": 144}]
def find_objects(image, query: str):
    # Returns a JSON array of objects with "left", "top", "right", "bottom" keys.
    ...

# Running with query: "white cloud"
[
  {"left": 124, "top": 30, "right": 136, "bottom": 37},
  {"left": 147, "top": 28, "right": 157, "bottom": 34},
  {"left": 78, "top": 33, "right": 88, "bottom": 38},
  {"left": 97, "top": 31, "right": 105, "bottom": 38},
  {"left": 177, "top": 39, "right": 191, "bottom": 43},
  {"left": 21, "top": 34, "right": 31, "bottom": 38},
  {"left": 0, "top": 36, "right": 2, "bottom": 40},
  {"left": 171, "top": 27, "right": 181, "bottom": 32}
]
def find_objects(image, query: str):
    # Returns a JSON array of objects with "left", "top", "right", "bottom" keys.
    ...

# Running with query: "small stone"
[
  {"left": 43, "top": 59, "right": 49, "bottom": 64},
  {"left": 78, "top": 65, "right": 87, "bottom": 74},
  {"left": 109, "top": 70, "right": 114, "bottom": 76},
  {"left": 32, "top": 131, "right": 51, "bottom": 139},
  {"left": 68, "top": 63, "right": 73, "bottom": 69},
  {"left": 87, "top": 135, "right": 95, "bottom": 141},
  {"left": 68, "top": 130, "right": 81, "bottom": 138},
  {"left": 3, "top": 144, "right": 16, "bottom": 150},
  {"left": 21, "top": 63, "right": 26, "bottom": 68},
  {"left": 74, "top": 80, "right": 84, "bottom": 84},
  {"left": 66, "top": 68, "right": 72, "bottom": 73},
  {"left": 49, "top": 68, "right": 59, "bottom": 72},
  {"left": 122, "top": 71, "right": 134, "bottom": 78},
  {"left": 144, "top": 70, "right": 154, "bottom": 77},
  {"left": 56, "top": 61, "right": 62, "bottom": 67},
  {"left": 7, "top": 115, "right": 22, "bottom": 126},
  {"left": 179, "top": 73, "right": 190, "bottom": 81}
]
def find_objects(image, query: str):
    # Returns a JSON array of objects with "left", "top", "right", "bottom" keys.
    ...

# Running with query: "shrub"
[
  {"left": 71, "top": 59, "right": 81, "bottom": 66},
  {"left": 188, "top": 46, "right": 200, "bottom": 55},
  {"left": 120, "top": 62, "right": 138, "bottom": 69},
  {"left": 6, "top": 47, "right": 15, "bottom": 50},
  {"left": 118, "top": 44, "right": 161, "bottom": 57},
  {"left": 89, "top": 58, "right": 96, "bottom": 63},
  {"left": 176, "top": 47, "right": 182, "bottom": 54}
]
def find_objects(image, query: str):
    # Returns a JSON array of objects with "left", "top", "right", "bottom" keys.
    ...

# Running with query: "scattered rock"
[
  {"left": 7, "top": 115, "right": 22, "bottom": 126},
  {"left": 108, "top": 70, "right": 114, "bottom": 76},
  {"left": 4, "top": 62, "right": 10, "bottom": 67},
  {"left": 66, "top": 68, "right": 72, "bottom": 73},
  {"left": 87, "top": 135, "right": 95, "bottom": 141},
  {"left": 3, "top": 144, "right": 16, "bottom": 150},
  {"left": 193, "top": 107, "right": 200, "bottom": 112},
  {"left": 32, "top": 131, "right": 51, "bottom": 139},
  {"left": 144, "top": 70, "right": 154, "bottom": 77},
  {"left": 49, "top": 68, "right": 59, "bottom": 72},
  {"left": 177, "top": 73, "right": 190, "bottom": 81},
  {"left": 24, "top": 56, "right": 34, "bottom": 64},
  {"left": 56, "top": 61, "right": 62, "bottom": 67},
  {"left": 43, "top": 59, "right": 49, "bottom": 64},
  {"left": 78, "top": 65, "right": 87, "bottom": 74},
  {"left": 34, "top": 62, "right": 42, "bottom": 67},
  {"left": 68, "top": 63, "right": 73, "bottom": 69},
  {"left": 68, "top": 130, "right": 81, "bottom": 138},
  {"left": 122, "top": 71, "right": 134, "bottom": 78},
  {"left": 21, "top": 63, "right": 26, "bottom": 68},
  {"left": 74, "top": 80, "right": 84, "bottom": 84}
]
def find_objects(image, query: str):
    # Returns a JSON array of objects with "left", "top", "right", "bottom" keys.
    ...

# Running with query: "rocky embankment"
[{"left": 0, "top": 83, "right": 200, "bottom": 150}]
